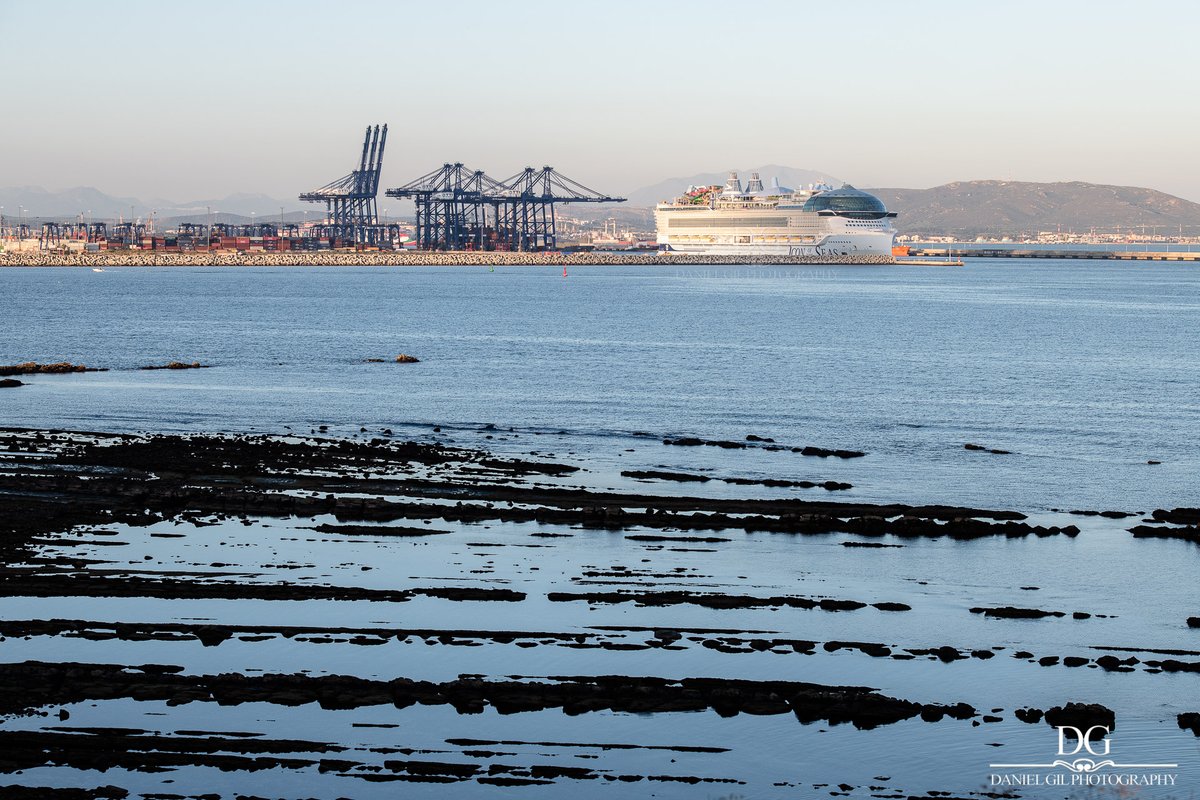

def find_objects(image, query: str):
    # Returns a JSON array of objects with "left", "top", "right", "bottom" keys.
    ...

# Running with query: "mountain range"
[
  {"left": 0, "top": 186, "right": 310, "bottom": 221},
  {"left": 5, "top": 173, "right": 1200, "bottom": 237},
  {"left": 867, "top": 181, "right": 1200, "bottom": 237}
]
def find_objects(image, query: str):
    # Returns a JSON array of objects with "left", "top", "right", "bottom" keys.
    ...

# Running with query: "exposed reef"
[
  {"left": 138, "top": 361, "right": 209, "bottom": 370},
  {"left": 0, "top": 661, "right": 973, "bottom": 730},
  {"left": 0, "top": 362, "right": 105, "bottom": 376}
]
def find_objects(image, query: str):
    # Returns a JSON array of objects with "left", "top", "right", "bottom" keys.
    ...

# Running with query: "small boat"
[{"left": 91, "top": 268, "right": 105, "bottom": 272}]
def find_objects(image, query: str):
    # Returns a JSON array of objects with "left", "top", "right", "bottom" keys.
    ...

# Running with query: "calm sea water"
[
  {"left": 2, "top": 259, "right": 1197, "bottom": 511},
  {"left": 2, "top": 259, "right": 1199, "bottom": 797}
]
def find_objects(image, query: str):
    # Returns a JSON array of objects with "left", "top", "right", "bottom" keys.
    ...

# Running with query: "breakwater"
[
  {"left": 0, "top": 250, "right": 894, "bottom": 268},
  {"left": 910, "top": 247, "right": 1200, "bottom": 262}
]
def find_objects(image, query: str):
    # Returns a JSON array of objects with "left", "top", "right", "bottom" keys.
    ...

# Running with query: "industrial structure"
[
  {"left": 25, "top": 220, "right": 327, "bottom": 253},
  {"left": 8, "top": 121, "right": 627, "bottom": 253},
  {"left": 384, "top": 163, "right": 504, "bottom": 251},
  {"left": 299, "top": 124, "right": 395, "bottom": 246},
  {"left": 35, "top": 221, "right": 111, "bottom": 249},
  {"left": 386, "top": 164, "right": 624, "bottom": 251}
]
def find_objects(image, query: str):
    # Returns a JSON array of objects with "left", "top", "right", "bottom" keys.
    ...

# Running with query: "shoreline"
[{"left": 0, "top": 250, "right": 894, "bottom": 268}]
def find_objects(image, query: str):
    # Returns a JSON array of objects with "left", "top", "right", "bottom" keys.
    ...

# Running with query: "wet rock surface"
[
  {"left": 138, "top": 361, "right": 209, "bottom": 370},
  {"left": 0, "top": 571, "right": 525, "bottom": 604},
  {"left": 1068, "top": 509, "right": 1137, "bottom": 519},
  {"left": 546, "top": 590, "right": 893, "bottom": 612},
  {"left": 1129, "top": 522, "right": 1200, "bottom": 543},
  {"left": 621, "top": 469, "right": 711, "bottom": 483},
  {"left": 0, "top": 362, "right": 105, "bottom": 376},
  {"left": 1043, "top": 702, "right": 1116, "bottom": 733},
  {"left": 662, "top": 436, "right": 865, "bottom": 459},
  {"left": 0, "top": 429, "right": 1079, "bottom": 559},
  {"left": 0, "top": 617, "right": 1156, "bottom": 677},
  {"left": 963, "top": 443, "right": 1011, "bottom": 455},
  {"left": 0, "top": 786, "right": 128, "bottom": 799},
  {"left": 970, "top": 606, "right": 1067, "bottom": 620},
  {"left": 1126, "top": 507, "right": 1200, "bottom": 542},
  {"left": 0, "top": 660, "right": 972, "bottom": 731},
  {"left": 310, "top": 522, "right": 451, "bottom": 537},
  {"left": 1151, "top": 508, "right": 1200, "bottom": 525}
]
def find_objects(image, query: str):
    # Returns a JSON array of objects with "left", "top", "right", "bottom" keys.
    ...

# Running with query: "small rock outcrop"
[
  {"left": 0, "top": 362, "right": 104, "bottom": 376},
  {"left": 140, "top": 361, "right": 208, "bottom": 371},
  {"left": 394, "top": 354, "right": 420, "bottom": 363},
  {"left": 970, "top": 606, "right": 1065, "bottom": 619},
  {"left": 1044, "top": 702, "right": 1115, "bottom": 733},
  {"left": 964, "top": 443, "right": 1011, "bottom": 455}
]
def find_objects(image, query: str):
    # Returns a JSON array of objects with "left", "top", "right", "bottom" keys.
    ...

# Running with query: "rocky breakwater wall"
[{"left": 1, "top": 250, "right": 894, "bottom": 268}]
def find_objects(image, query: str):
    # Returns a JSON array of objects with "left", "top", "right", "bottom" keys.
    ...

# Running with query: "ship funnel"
[
  {"left": 745, "top": 173, "right": 764, "bottom": 193},
  {"left": 723, "top": 171, "right": 742, "bottom": 194}
]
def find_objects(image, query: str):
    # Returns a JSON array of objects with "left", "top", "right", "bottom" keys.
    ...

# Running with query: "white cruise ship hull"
[
  {"left": 658, "top": 231, "right": 894, "bottom": 257},
  {"left": 654, "top": 182, "right": 897, "bottom": 259}
]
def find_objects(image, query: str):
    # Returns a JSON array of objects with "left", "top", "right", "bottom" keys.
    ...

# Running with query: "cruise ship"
[{"left": 655, "top": 172, "right": 896, "bottom": 256}]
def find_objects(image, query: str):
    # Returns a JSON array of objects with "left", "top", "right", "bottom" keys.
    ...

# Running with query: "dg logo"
[{"left": 1057, "top": 725, "right": 1112, "bottom": 757}]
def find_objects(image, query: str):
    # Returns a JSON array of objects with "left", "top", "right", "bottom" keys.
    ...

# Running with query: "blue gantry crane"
[
  {"left": 384, "top": 163, "right": 507, "bottom": 251},
  {"left": 494, "top": 166, "right": 624, "bottom": 251},
  {"left": 300, "top": 124, "right": 389, "bottom": 246},
  {"left": 386, "top": 164, "right": 623, "bottom": 251}
]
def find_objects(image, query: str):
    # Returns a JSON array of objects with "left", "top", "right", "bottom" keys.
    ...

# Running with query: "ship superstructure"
[{"left": 655, "top": 171, "right": 896, "bottom": 256}]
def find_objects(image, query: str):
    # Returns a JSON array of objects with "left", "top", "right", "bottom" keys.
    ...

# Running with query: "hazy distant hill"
[
  {"left": 560, "top": 204, "right": 654, "bottom": 229},
  {"left": 157, "top": 211, "right": 318, "bottom": 227},
  {"left": 165, "top": 192, "right": 311, "bottom": 218},
  {"left": 0, "top": 186, "right": 148, "bottom": 220},
  {"left": 0, "top": 186, "right": 308, "bottom": 220},
  {"left": 870, "top": 181, "right": 1200, "bottom": 237},
  {"left": 9, "top": 177, "right": 1200, "bottom": 238},
  {"left": 626, "top": 165, "right": 842, "bottom": 208}
]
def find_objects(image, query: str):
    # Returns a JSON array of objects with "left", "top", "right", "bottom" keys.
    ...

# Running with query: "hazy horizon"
[{"left": 3, "top": 0, "right": 1199, "bottom": 203}]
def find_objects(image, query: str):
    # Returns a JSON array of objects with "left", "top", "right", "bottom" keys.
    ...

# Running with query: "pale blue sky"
[{"left": 2, "top": 0, "right": 1198, "bottom": 201}]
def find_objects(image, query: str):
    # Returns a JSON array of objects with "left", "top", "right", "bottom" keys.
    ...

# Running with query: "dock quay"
[
  {"left": 894, "top": 257, "right": 965, "bottom": 267},
  {"left": 0, "top": 251, "right": 895, "bottom": 268},
  {"left": 909, "top": 247, "right": 1200, "bottom": 262}
]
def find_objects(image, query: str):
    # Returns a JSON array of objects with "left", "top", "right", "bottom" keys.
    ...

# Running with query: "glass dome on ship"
[
  {"left": 654, "top": 172, "right": 897, "bottom": 259},
  {"left": 801, "top": 186, "right": 891, "bottom": 220}
]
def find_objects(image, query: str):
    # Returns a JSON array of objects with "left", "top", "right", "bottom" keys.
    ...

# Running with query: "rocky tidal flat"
[{"left": 0, "top": 428, "right": 1197, "bottom": 798}]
